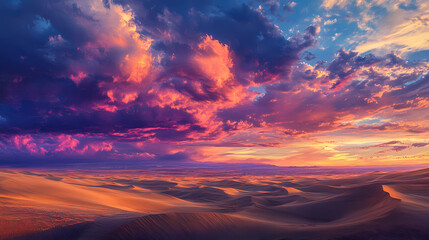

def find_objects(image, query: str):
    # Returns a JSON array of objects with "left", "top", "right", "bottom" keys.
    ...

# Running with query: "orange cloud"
[
  {"left": 194, "top": 35, "right": 234, "bottom": 87},
  {"left": 122, "top": 92, "right": 139, "bottom": 104},
  {"left": 149, "top": 35, "right": 252, "bottom": 140}
]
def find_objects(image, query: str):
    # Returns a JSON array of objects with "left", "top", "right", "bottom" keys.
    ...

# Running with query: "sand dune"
[
  {"left": 11, "top": 212, "right": 279, "bottom": 240},
  {"left": 163, "top": 187, "right": 231, "bottom": 202},
  {"left": 0, "top": 172, "right": 188, "bottom": 213},
  {"left": 2, "top": 168, "right": 429, "bottom": 239},
  {"left": 114, "top": 179, "right": 178, "bottom": 191}
]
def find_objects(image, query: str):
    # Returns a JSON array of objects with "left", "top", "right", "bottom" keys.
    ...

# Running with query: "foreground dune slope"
[{"left": 1, "top": 168, "right": 429, "bottom": 240}]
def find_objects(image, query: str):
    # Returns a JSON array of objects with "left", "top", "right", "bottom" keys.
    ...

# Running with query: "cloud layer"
[{"left": 0, "top": 0, "right": 428, "bottom": 166}]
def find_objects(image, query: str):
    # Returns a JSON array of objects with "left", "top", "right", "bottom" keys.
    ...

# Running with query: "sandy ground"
[{"left": 1, "top": 168, "right": 429, "bottom": 240}]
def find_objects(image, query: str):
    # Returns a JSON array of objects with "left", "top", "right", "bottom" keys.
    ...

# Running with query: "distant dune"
[{"left": 1, "top": 168, "right": 429, "bottom": 240}]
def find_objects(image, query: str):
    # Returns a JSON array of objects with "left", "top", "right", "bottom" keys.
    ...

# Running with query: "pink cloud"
[
  {"left": 69, "top": 72, "right": 87, "bottom": 85},
  {"left": 54, "top": 135, "right": 80, "bottom": 152}
]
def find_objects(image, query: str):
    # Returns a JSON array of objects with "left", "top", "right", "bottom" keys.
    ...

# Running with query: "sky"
[{"left": 0, "top": 0, "right": 428, "bottom": 167}]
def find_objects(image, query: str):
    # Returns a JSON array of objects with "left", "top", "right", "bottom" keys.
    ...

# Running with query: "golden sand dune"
[
  {"left": 0, "top": 171, "right": 191, "bottom": 213},
  {"left": 1, "top": 168, "right": 429, "bottom": 240}
]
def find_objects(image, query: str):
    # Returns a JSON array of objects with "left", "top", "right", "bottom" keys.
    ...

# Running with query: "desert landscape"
[
  {"left": 1, "top": 0, "right": 429, "bottom": 239},
  {"left": 1, "top": 167, "right": 428, "bottom": 240}
]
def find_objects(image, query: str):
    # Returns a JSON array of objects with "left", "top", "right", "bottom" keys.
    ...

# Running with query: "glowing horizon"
[{"left": 0, "top": 0, "right": 428, "bottom": 167}]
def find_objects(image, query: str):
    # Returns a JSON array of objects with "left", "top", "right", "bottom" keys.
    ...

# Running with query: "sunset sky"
[{"left": 0, "top": 0, "right": 428, "bottom": 167}]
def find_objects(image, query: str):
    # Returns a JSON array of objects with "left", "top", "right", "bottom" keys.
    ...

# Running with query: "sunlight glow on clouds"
[{"left": 0, "top": 0, "right": 428, "bottom": 167}]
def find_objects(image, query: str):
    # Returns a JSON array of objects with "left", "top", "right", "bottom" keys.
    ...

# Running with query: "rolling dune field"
[{"left": 1, "top": 168, "right": 429, "bottom": 240}]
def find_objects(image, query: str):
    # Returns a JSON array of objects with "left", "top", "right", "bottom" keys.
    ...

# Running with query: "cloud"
[
  {"left": 0, "top": 0, "right": 320, "bottom": 139},
  {"left": 219, "top": 50, "right": 429, "bottom": 137},
  {"left": 411, "top": 142, "right": 429, "bottom": 147},
  {"left": 320, "top": 0, "right": 429, "bottom": 55},
  {"left": 324, "top": 18, "right": 337, "bottom": 25},
  {"left": 356, "top": 11, "right": 429, "bottom": 55},
  {"left": 0, "top": 0, "right": 428, "bottom": 166},
  {"left": 349, "top": 140, "right": 429, "bottom": 155}
]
